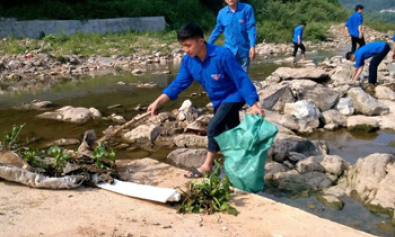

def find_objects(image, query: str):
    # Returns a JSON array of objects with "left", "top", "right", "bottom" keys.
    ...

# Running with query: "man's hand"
[
  {"left": 249, "top": 47, "right": 255, "bottom": 60},
  {"left": 251, "top": 102, "right": 264, "bottom": 117},
  {"left": 147, "top": 101, "right": 159, "bottom": 116},
  {"left": 392, "top": 53, "right": 395, "bottom": 62}
]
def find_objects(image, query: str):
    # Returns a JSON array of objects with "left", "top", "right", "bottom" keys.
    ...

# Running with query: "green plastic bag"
[{"left": 214, "top": 114, "right": 278, "bottom": 192}]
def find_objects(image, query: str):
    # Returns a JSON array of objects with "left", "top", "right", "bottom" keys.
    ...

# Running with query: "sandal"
[{"left": 184, "top": 168, "right": 207, "bottom": 179}]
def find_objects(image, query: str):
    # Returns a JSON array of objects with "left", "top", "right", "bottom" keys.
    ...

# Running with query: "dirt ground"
[{"left": 0, "top": 158, "right": 376, "bottom": 237}]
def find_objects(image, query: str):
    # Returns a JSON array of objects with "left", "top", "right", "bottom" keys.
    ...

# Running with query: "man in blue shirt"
[
  {"left": 147, "top": 23, "right": 264, "bottom": 179},
  {"left": 292, "top": 22, "right": 307, "bottom": 64},
  {"left": 345, "top": 5, "right": 365, "bottom": 53},
  {"left": 345, "top": 41, "right": 390, "bottom": 90},
  {"left": 208, "top": 0, "right": 256, "bottom": 73}
]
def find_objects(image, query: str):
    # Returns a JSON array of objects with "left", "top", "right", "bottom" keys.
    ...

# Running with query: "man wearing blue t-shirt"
[
  {"left": 346, "top": 41, "right": 390, "bottom": 90},
  {"left": 208, "top": 0, "right": 256, "bottom": 73},
  {"left": 148, "top": 23, "right": 264, "bottom": 179},
  {"left": 345, "top": 5, "right": 365, "bottom": 53},
  {"left": 292, "top": 22, "right": 307, "bottom": 64}
]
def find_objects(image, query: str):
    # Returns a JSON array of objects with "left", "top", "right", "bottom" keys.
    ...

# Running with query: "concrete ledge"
[
  {"left": 0, "top": 158, "right": 375, "bottom": 237},
  {"left": 0, "top": 17, "right": 166, "bottom": 38}
]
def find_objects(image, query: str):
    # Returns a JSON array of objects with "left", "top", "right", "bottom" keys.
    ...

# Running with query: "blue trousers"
[
  {"left": 207, "top": 102, "right": 245, "bottom": 152},
  {"left": 236, "top": 53, "right": 250, "bottom": 73}
]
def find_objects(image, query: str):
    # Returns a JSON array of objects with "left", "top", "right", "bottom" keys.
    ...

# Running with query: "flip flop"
[{"left": 184, "top": 168, "right": 205, "bottom": 179}]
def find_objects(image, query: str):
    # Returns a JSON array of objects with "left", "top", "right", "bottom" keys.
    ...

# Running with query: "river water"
[{"left": 0, "top": 52, "right": 394, "bottom": 236}]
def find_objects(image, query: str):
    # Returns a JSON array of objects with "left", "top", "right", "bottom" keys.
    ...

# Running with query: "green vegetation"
[
  {"left": 178, "top": 161, "right": 238, "bottom": 216},
  {"left": 0, "top": 0, "right": 393, "bottom": 45}
]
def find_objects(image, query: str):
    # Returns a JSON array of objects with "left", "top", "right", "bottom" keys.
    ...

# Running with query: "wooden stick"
[{"left": 97, "top": 112, "right": 151, "bottom": 143}]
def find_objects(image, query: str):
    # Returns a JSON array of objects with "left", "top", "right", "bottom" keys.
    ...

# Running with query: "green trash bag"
[{"left": 214, "top": 114, "right": 278, "bottom": 192}]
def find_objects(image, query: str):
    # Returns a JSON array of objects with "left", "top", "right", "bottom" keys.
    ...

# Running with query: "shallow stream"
[{"left": 0, "top": 52, "right": 394, "bottom": 236}]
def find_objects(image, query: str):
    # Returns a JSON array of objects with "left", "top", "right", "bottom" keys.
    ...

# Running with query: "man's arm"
[
  {"left": 358, "top": 15, "right": 363, "bottom": 39},
  {"left": 221, "top": 51, "right": 264, "bottom": 116},
  {"left": 351, "top": 66, "right": 364, "bottom": 81},
  {"left": 344, "top": 26, "right": 350, "bottom": 36},
  {"left": 147, "top": 94, "right": 170, "bottom": 116},
  {"left": 245, "top": 5, "right": 257, "bottom": 60},
  {"left": 392, "top": 36, "right": 395, "bottom": 61},
  {"left": 208, "top": 14, "right": 224, "bottom": 44}
]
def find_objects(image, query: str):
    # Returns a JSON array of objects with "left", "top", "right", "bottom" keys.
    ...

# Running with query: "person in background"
[
  {"left": 345, "top": 41, "right": 390, "bottom": 91},
  {"left": 208, "top": 0, "right": 256, "bottom": 73},
  {"left": 345, "top": 5, "right": 365, "bottom": 53},
  {"left": 147, "top": 23, "right": 264, "bottom": 179},
  {"left": 392, "top": 34, "right": 395, "bottom": 61},
  {"left": 291, "top": 21, "right": 307, "bottom": 65}
]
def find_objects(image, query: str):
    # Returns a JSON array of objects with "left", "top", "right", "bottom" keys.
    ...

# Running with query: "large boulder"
[
  {"left": 335, "top": 97, "right": 354, "bottom": 116},
  {"left": 347, "top": 115, "right": 379, "bottom": 132},
  {"left": 298, "top": 86, "right": 341, "bottom": 111},
  {"left": 37, "top": 106, "right": 100, "bottom": 124},
  {"left": 268, "top": 133, "right": 328, "bottom": 163},
  {"left": 176, "top": 100, "right": 203, "bottom": 123},
  {"left": 347, "top": 87, "right": 389, "bottom": 116},
  {"left": 321, "top": 109, "right": 347, "bottom": 130},
  {"left": 288, "top": 80, "right": 317, "bottom": 95},
  {"left": 330, "top": 64, "right": 353, "bottom": 87},
  {"left": 167, "top": 148, "right": 207, "bottom": 169},
  {"left": 341, "top": 153, "right": 395, "bottom": 209},
  {"left": 375, "top": 85, "right": 395, "bottom": 101},
  {"left": 13, "top": 100, "right": 53, "bottom": 110},
  {"left": 258, "top": 83, "right": 296, "bottom": 111},
  {"left": 270, "top": 170, "right": 333, "bottom": 192},
  {"left": 270, "top": 67, "right": 329, "bottom": 81},
  {"left": 295, "top": 155, "right": 348, "bottom": 181},
  {"left": 122, "top": 124, "right": 161, "bottom": 144},
  {"left": 174, "top": 134, "right": 208, "bottom": 148},
  {"left": 284, "top": 100, "right": 321, "bottom": 120}
]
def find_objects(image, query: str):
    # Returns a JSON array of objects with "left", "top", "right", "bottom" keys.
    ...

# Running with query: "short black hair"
[
  {"left": 355, "top": 5, "right": 364, "bottom": 12},
  {"left": 177, "top": 23, "right": 204, "bottom": 42},
  {"left": 300, "top": 21, "right": 307, "bottom": 26},
  {"left": 345, "top": 51, "right": 354, "bottom": 60}
]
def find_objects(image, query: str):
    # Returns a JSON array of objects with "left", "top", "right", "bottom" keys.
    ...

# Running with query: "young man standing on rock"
[
  {"left": 207, "top": 0, "right": 256, "bottom": 73},
  {"left": 346, "top": 41, "right": 390, "bottom": 91},
  {"left": 345, "top": 5, "right": 365, "bottom": 53},
  {"left": 291, "top": 21, "right": 307, "bottom": 65},
  {"left": 147, "top": 23, "right": 264, "bottom": 179}
]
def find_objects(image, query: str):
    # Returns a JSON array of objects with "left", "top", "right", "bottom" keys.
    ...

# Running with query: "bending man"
[
  {"left": 346, "top": 41, "right": 390, "bottom": 90},
  {"left": 208, "top": 0, "right": 256, "bottom": 73},
  {"left": 147, "top": 23, "right": 264, "bottom": 178}
]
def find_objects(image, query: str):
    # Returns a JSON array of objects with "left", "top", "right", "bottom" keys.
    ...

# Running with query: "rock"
[
  {"left": 272, "top": 170, "right": 332, "bottom": 192},
  {"left": 335, "top": 97, "right": 354, "bottom": 116},
  {"left": 284, "top": 100, "right": 321, "bottom": 120},
  {"left": 13, "top": 100, "right": 53, "bottom": 110},
  {"left": 132, "top": 68, "right": 146, "bottom": 75},
  {"left": 298, "top": 86, "right": 341, "bottom": 111},
  {"left": 330, "top": 64, "right": 353, "bottom": 87},
  {"left": 375, "top": 85, "right": 395, "bottom": 101},
  {"left": 111, "top": 114, "right": 126, "bottom": 124},
  {"left": 316, "top": 194, "right": 344, "bottom": 210},
  {"left": 296, "top": 155, "right": 347, "bottom": 179},
  {"left": 174, "top": 134, "right": 208, "bottom": 148},
  {"left": 88, "top": 107, "right": 102, "bottom": 119},
  {"left": 342, "top": 153, "right": 395, "bottom": 209},
  {"left": 323, "top": 186, "right": 345, "bottom": 198},
  {"left": 96, "top": 57, "right": 115, "bottom": 66},
  {"left": 258, "top": 83, "right": 296, "bottom": 111},
  {"left": 184, "top": 114, "right": 212, "bottom": 135},
  {"left": 347, "top": 87, "right": 389, "bottom": 116},
  {"left": 321, "top": 110, "right": 347, "bottom": 130},
  {"left": 122, "top": 124, "right": 161, "bottom": 144},
  {"left": 347, "top": 115, "right": 379, "bottom": 132},
  {"left": 37, "top": 106, "right": 94, "bottom": 124},
  {"left": 167, "top": 148, "right": 207, "bottom": 169},
  {"left": 177, "top": 100, "right": 203, "bottom": 123},
  {"left": 288, "top": 152, "right": 307, "bottom": 162},
  {"left": 264, "top": 162, "right": 288, "bottom": 180},
  {"left": 42, "top": 138, "right": 80, "bottom": 148},
  {"left": 268, "top": 133, "right": 327, "bottom": 163},
  {"left": 288, "top": 80, "right": 317, "bottom": 94},
  {"left": 270, "top": 67, "right": 329, "bottom": 81}
]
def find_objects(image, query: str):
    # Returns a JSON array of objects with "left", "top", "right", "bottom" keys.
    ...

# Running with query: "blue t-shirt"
[
  {"left": 208, "top": 3, "right": 256, "bottom": 57},
  {"left": 293, "top": 25, "right": 303, "bottom": 43},
  {"left": 393, "top": 34, "right": 395, "bottom": 41},
  {"left": 345, "top": 12, "right": 363, "bottom": 38},
  {"left": 354, "top": 42, "right": 387, "bottom": 68},
  {"left": 163, "top": 43, "right": 259, "bottom": 111}
]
